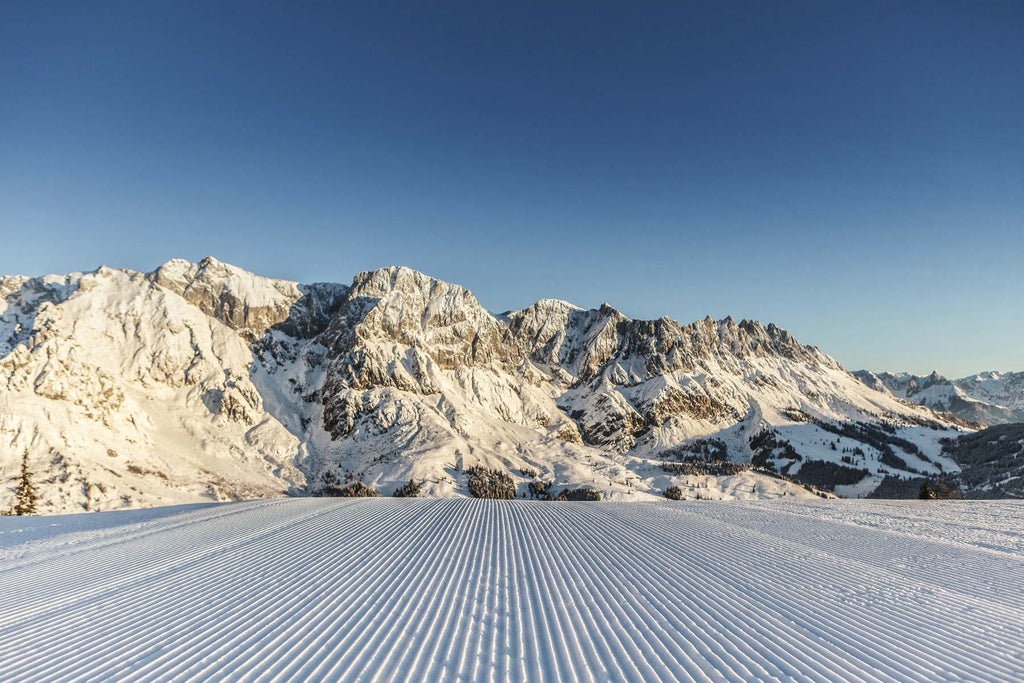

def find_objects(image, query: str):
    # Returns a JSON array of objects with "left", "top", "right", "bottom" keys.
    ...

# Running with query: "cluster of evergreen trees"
[
  {"left": 391, "top": 479, "right": 422, "bottom": 498},
  {"left": 313, "top": 476, "right": 425, "bottom": 498},
  {"left": 811, "top": 418, "right": 932, "bottom": 470},
  {"left": 749, "top": 429, "right": 802, "bottom": 468},
  {"left": 549, "top": 488, "right": 602, "bottom": 501},
  {"left": 316, "top": 481, "right": 381, "bottom": 498},
  {"left": 660, "top": 438, "right": 731, "bottom": 463},
  {"left": 663, "top": 485, "right": 685, "bottom": 500},
  {"left": 466, "top": 466, "right": 516, "bottom": 499},
  {"left": 660, "top": 460, "right": 748, "bottom": 477},
  {"left": 525, "top": 478, "right": 601, "bottom": 501},
  {"left": 527, "top": 479, "right": 551, "bottom": 499}
]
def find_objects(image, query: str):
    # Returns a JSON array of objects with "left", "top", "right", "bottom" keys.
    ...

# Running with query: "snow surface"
[{"left": 1, "top": 499, "right": 1022, "bottom": 682}]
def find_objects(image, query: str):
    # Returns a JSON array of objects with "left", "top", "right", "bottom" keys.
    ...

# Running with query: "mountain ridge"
[
  {"left": 854, "top": 369, "right": 1024, "bottom": 426},
  {"left": 1, "top": 258, "right": 979, "bottom": 512}
]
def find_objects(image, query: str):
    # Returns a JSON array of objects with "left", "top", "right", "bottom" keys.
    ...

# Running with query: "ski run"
[{"left": 1, "top": 499, "right": 1023, "bottom": 682}]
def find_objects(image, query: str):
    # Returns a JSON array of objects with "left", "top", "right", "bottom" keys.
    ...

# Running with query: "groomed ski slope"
[{"left": 1, "top": 500, "right": 1023, "bottom": 682}]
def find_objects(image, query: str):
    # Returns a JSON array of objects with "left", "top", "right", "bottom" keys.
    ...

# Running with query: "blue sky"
[{"left": 1, "top": 1, "right": 1021, "bottom": 377}]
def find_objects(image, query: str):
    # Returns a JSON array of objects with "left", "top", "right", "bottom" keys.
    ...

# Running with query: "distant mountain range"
[
  {"left": 853, "top": 370, "right": 1024, "bottom": 426},
  {"left": 1, "top": 258, "right": 1018, "bottom": 512}
]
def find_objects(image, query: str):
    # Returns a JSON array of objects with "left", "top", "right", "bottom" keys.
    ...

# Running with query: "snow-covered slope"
[
  {"left": 0, "top": 264, "right": 305, "bottom": 512},
  {"left": 855, "top": 369, "right": 1024, "bottom": 425},
  {"left": 1, "top": 499, "right": 1022, "bottom": 682},
  {"left": 1, "top": 259, "right": 966, "bottom": 512}
]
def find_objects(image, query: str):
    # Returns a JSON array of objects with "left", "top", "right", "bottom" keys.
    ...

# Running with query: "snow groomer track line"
[{"left": 1, "top": 499, "right": 1023, "bottom": 682}]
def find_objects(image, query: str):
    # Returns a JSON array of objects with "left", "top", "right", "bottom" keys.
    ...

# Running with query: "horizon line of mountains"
[{"left": 1, "top": 257, "right": 1021, "bottom": 512}]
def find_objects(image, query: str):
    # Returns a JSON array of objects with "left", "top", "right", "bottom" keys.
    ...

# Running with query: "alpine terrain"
[
  {"left": 855, "top": 370, "right": 1024, "bottom": 426},
  {"left": 0, "top": 258, "right": 979, "bottom": 513}
]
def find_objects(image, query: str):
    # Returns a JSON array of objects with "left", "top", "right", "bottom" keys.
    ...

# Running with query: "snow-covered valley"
[{"left": 1, "top": 499, "right": 1022, "bottom": 681}]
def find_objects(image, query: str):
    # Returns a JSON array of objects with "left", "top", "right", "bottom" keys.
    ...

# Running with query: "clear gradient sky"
[{"left": 1, "top": 1, "right": 1022, "bottom": 377}]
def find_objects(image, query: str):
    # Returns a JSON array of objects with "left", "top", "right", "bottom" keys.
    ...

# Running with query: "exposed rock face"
[
  {"left": 572, "top": 391, "right": 647, "bottom": 451},
  {"left": 1, "top": 258, "right": 973, "bottom": 513},
  {"left": 148, "top": 257, "right": 303, "bottom": 342},
  {"left": 269, "top": 282, "right": 349, "bottom": 340},
  {"left": 0, "top": 273, "right": 80, "bottom": 356},
  {"left": 342, "top": 266, "right": 509, "bottom": 369},
  {"left": 311, "top": 267, "right": 528, "bottom": 442},
  {"left": 642, "top": 386, "right": 741, "bottom": 426}
]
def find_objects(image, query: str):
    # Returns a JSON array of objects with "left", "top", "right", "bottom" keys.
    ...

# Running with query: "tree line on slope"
[{"left": 308, "top": 465, "right": 604, "bottom": 500}]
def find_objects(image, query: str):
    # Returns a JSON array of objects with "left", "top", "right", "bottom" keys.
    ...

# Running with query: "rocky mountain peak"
[
  {"left": 351, "top": 265, "right": 457, "bottom": 297},
  {"left": 534, "top": 298, "right": 583, "bottom": 312},
  {"left": 342, "top": 266, "right": 500, "bottom": 345},
  {"left": 148, "top": 257, "right": 302, "bottom": 341}
]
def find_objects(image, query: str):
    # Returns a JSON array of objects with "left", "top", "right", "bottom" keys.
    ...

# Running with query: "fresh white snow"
[{"left": 1, "top": 499, "right": 1022, "bottom": 682}]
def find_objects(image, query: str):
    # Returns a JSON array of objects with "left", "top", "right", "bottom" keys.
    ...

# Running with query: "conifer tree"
[{"left": 13, "top": 450, "right": 38, "bottom": 515}]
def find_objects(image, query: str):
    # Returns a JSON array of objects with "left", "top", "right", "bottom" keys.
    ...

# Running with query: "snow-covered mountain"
[
  {"left": 0, "top": 261, "right": 307, "bottom": 512},
  {"left": 854, "top": 370, "right": 1024, "bottom": 426},
  {"left": 1, "top": 259, "right": 967, "bottom": 512}
]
